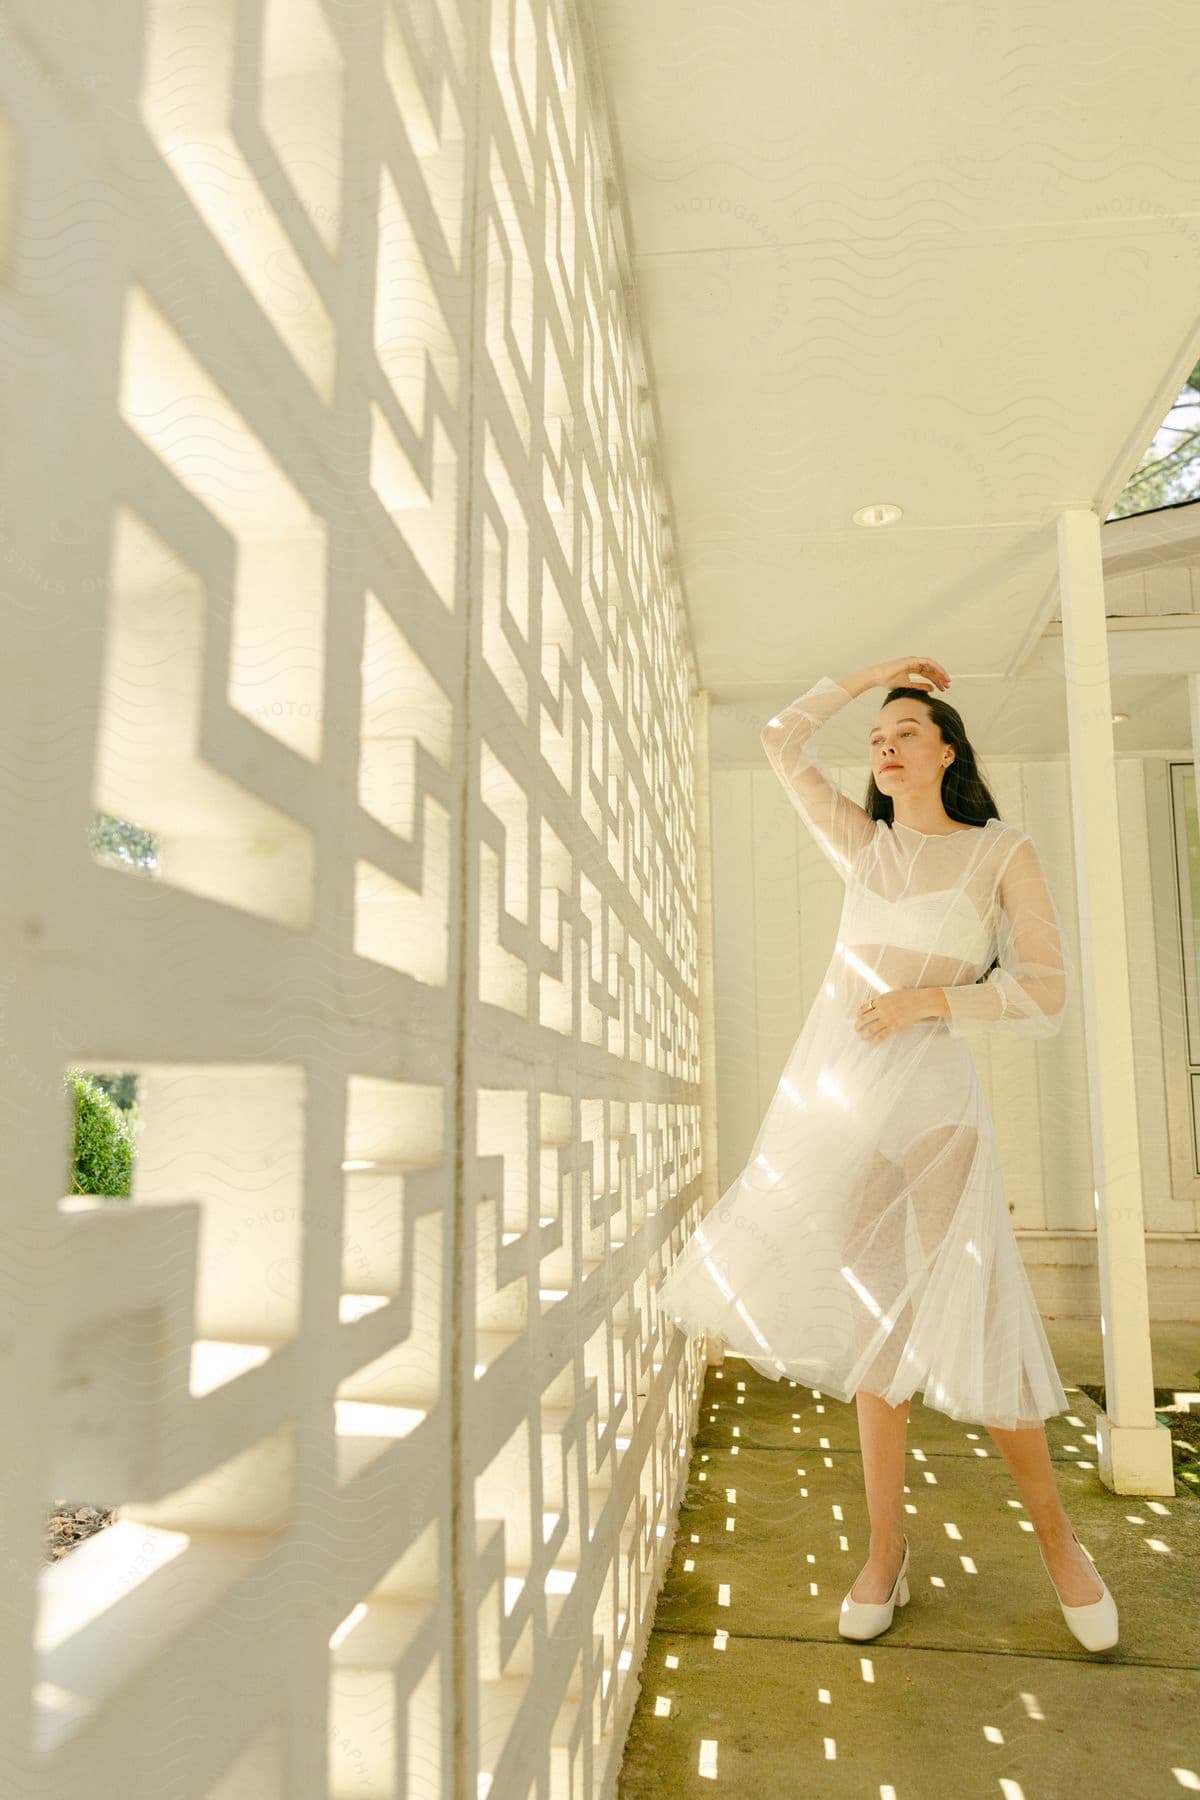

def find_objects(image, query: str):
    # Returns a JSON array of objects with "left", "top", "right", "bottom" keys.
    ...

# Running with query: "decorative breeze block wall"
[{"left": 0, "top": 0, "right": 706, "bottom": 1794}]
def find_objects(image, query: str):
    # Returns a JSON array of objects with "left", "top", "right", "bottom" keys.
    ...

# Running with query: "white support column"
[{"left": 1057, "top": 508, "right": 1175, "bottom": 1496}]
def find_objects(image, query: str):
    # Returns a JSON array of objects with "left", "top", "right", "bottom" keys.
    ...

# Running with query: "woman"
[{"left": 657, "top": 654, "right": 1118, "bottom": 1651}]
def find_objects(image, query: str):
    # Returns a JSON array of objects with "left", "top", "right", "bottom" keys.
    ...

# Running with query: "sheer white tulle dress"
[{"left": 657, "top": 674, "right": 1074, "bottom": 1430}]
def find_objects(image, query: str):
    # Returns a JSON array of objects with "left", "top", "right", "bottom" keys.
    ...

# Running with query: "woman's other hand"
[{"left": 854, "top": 988, "right": 939, "bottom": 1042}]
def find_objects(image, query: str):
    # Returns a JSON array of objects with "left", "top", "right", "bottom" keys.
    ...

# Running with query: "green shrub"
[{"left": 67, "top": 1069, "right": 136, "bottom": 1199}]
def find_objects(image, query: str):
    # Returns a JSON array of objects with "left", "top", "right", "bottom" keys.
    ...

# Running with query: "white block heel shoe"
[
  {"left": 1037, "top": 1530, "right": 1119, "bottom": 1652},
  {"left": 838, "top": 1535, "right": 911, "bottom": 1641}
]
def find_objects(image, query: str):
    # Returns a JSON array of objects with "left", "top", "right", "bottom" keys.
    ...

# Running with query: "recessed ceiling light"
[
  {"left": 852, "top": 503, "right": 903, "bottom": 527},
  {"left": 1111, "top": 712, "right": 1128, "bottom": 724}
]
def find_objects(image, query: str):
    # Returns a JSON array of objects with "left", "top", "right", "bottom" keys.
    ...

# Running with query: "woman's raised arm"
[{"left": 760, "top": 673, "right": 876, "bottom": 881}]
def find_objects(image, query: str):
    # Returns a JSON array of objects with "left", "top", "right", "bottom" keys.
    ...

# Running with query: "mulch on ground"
[
  {"left": 1078, "top": 1384, "right": 1200, "bottom": 1492},
  {"left": 44, "top": 1502, "right": 116, "bottom": 1564}
]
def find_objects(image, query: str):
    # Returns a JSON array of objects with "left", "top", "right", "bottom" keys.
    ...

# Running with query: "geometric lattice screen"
[{"left": 0, "top": 1, "right": 707, "bottom": 1793}]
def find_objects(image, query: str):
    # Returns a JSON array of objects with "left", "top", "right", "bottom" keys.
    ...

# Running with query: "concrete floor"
[
  {"left": 1042, "top": 1316, "right": 1199, "bottom": 1391},
  {"left": 618, "top": 1320, "right": 1200, "bottom": 1799}
]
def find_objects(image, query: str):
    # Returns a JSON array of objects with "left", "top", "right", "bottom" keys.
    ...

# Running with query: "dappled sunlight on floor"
[{"left": 617, "top": 1358, "right": 1199, "bottom": 1797}]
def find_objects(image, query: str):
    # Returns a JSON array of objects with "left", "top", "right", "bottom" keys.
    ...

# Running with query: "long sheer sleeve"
[
  {"left": 940, "top": 833, "right": 1070, "bottom": 1039},
  {"left": 760, "top": 676, "right": 875, "bottom": 881}
]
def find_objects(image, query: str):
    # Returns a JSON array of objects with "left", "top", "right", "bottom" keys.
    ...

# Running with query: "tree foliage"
[
  {"left": 1109, "top": 359, "right": 1200, "bottom": 520},
  {"left": 87, "top": 812, "right": 157, "bottom": 873}
]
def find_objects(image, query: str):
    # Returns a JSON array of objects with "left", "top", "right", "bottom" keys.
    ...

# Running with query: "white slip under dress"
[{"left": 657, "top": 674, "right": 1075, "bottom": 1430}]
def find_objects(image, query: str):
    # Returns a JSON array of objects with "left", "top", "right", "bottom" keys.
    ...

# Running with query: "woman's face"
[{"left": 868, "top": 699, "right": 952, "bottom": 795}]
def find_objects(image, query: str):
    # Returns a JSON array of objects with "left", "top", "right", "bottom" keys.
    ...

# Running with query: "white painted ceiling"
[{"left": 583, "top": 1, "right": 1200, "bottom": 752}]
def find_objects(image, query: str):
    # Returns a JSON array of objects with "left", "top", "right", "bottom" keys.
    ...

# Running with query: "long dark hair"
[
  {"left": 864, "top": 685, "right": 1001, "bottom": 828},
  {"left": 866, "top": 685, "right": 1003, "bottom": 976}
]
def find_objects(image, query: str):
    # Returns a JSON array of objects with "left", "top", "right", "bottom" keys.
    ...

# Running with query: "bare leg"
[
  {"left": 851, "top": 1389, "right": 910, "bottom": 1602},
  {"left": 984, "top": 1420, "right": 1104, "bottom": 1605}
]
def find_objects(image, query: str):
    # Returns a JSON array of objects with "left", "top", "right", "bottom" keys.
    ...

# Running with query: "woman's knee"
[
  {"left": 984, "top": 1416, "right": 1044, "bottom": 1438},
  {"left": 857, "top": 1388, "right": 910, "bottom": 1415}
]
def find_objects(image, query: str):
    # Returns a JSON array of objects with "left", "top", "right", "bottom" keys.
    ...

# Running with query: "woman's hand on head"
[{"left": 868, "top": 656, "right": 952, "bottom": 694}]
